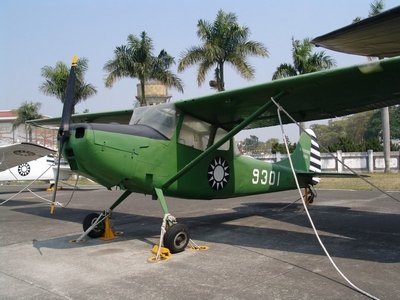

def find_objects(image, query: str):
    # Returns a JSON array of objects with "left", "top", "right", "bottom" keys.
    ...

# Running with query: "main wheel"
[
  {"left": 163, "top": 223, "right": 189, "bottom": 253},
  {"left": 82, "top": 213, "right": 105, "bottom": 238}
]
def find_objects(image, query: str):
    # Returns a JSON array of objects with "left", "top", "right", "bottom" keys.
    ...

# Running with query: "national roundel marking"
[
  {"left": 18, "top": 163, "right": 31, "bottom": 176},
  {"left": 207, "top": 157, "right": 230, "bottom": 191}
]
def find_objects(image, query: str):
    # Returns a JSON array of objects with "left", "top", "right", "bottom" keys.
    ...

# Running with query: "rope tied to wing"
[{"left": 272, "top": 96, "right": 380, "bottom": 300}]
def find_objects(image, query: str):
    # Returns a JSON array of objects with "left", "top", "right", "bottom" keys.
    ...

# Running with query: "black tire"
[
  {"left": 163, "top": 223, "right": 189, "bottom": 253},
  {"left": 82, "top": 213, "right": 105, "bottom": 238}
]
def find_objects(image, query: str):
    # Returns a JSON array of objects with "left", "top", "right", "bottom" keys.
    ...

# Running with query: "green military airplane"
[{"left": 30, "top": 55, "right": 400, "bottom": 254}]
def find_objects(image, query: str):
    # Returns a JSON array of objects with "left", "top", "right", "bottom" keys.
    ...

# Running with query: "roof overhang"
[{"left": 312, "top": 6, "right": 400, "bottom": 58}]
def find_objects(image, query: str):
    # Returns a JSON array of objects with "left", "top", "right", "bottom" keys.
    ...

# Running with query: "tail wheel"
[
  {"left": 163, "top": 223, "right": 189, "bottom": 253},
  {"left": 307, "top": 192, "right": 315, "bottom": 203},
  {"left": 83, "top": 213, "right": 105, "bottom": 238}
]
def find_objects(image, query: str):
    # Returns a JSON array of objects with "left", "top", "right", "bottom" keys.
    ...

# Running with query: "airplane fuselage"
[{"left": 63, "top": 104, "right": 315, "bottom": 199}]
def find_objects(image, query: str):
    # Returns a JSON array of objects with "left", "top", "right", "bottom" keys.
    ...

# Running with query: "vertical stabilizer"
[
  {"left": 277, "top": 129, "right": 321, "bottom": 185},
  {"left": 306, "top": 129, "right": 322, "bottom": 184}
]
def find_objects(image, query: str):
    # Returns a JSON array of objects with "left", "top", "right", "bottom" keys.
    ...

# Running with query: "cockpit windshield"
[{"left": 129, "top": 103, "right": 178, "bottom": 139}]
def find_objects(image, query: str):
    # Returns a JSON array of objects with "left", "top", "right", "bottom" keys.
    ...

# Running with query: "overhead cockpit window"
[{"left": 129, "top": 103, "right": 178, "bottom": 139}]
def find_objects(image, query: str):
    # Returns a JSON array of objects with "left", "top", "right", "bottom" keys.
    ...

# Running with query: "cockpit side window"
[
  {"left": 213, "top": 127, "right": 230, "bottom": 151},
  {"left": 178, "top": 115, "right": 211, "bottom": 150},
  {"left": 178, "top": 115, "right": 231, "bottom": 151},
  {"left": 129, "top": 103, "right": 178, "bottom": 139}
]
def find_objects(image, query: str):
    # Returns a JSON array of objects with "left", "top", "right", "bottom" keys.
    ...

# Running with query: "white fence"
[{"left": 252, "top": 150, "right": 400, "bottom": 173}]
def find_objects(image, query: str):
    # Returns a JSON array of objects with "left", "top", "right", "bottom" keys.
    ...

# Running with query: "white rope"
[
  {"left": 156, "top": 214, "right": 176, "bottom": 261},
  {"left": 269, "top": 97, "right": 399, "bottom": 203},
  {"left": 273, "top": 99, "right": 380, "bottom": 300}
]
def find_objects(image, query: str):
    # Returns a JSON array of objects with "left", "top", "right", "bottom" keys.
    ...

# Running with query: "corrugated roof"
[
  {"left": 312, "top": 6, "right": 400, "bottom": 58},
  {"left": 0, "top": 110, "right": 17, "bottom": 119}
]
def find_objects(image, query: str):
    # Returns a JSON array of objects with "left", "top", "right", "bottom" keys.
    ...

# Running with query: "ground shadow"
[{"left": 9, "top": 198, "right": 400, "bottom": 263}]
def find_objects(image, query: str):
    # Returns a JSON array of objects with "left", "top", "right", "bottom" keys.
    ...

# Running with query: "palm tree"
[
  {"left": 104, "top": 32, "right": 184, "bottom": 106},
  {"left": 178, "top": 9, "right": 269, "bottom": 92},
  {"left": 354, "top": 0, "right": 390, "bottom": 172},
  {"left": 272, "top": 38, "right": 336, "bottom": 79},
  {"left": 40, "top": 58, "right": 97, "bottom": 113},
  {"left": 353, "top": 0, "right": 384, "bottom": 22},
  {"left": 272, "top": 38, "right": 336, "bottom": 134},
  {"left": 13, "top": 101, "right": 43, "bottom": 142}
]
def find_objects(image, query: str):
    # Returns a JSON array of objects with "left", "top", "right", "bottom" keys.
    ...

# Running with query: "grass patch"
[{"left": 317, "top": 172, "right": 400, "bottom": 191}]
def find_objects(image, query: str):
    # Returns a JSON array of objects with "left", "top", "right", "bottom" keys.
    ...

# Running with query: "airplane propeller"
[{"left": 50, "top": 55, "right": 78, "bottom": 214}]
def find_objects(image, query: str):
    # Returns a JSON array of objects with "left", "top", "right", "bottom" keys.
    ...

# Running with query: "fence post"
[
  {"left": 337, "top": 150, "right": 343, "bottom": 172},
  {"left": 367, "top": 150, "right": 374, "bottom": 173}
]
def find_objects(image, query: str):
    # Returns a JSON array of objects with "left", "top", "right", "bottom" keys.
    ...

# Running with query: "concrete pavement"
[{"left": 1, "top": 185, "right": 399, "bottom": 299}]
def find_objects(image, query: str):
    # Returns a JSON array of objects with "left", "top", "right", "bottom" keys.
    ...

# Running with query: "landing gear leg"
[
  {"left": 74, "top": 190, "right": 132, "bottom": 243},
  {"left": 155, "top": 188, "right": 189, "bottom": 258}
]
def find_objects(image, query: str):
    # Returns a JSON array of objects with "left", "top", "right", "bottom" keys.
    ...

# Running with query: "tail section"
[
  {"left": 277, "top": 129, "right": 321, "bottom": 185},
  {"left": 307, "top": 129, "right": 322, "bottom": 184},
  {"left": 307, "top": 129, "right": 322, "bottom": 174}
]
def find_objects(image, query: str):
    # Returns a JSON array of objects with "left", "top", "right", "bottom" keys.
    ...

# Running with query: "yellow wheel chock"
[{"left": 148, "top": 245, "right": 172, "bottom": 263}]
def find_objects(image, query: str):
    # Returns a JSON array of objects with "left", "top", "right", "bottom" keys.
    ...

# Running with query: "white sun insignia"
[
  {"left": 208, "top": 157, "right": 230, "bottom": 191},
  {"left": 18, "top": 163, "right": 31, "bottom": 176}
]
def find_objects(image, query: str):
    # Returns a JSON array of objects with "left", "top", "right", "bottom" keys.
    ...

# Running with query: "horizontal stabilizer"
[{"left": 296, "top": 171, "right": 369, "bottom": 178}]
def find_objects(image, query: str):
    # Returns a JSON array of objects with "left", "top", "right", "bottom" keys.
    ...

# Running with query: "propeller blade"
[
  {"left": 59, "top": 55, "right": 78, "bottom": 142},
  {"left": 50, "top": 55, "right": 78, "bottom": 214}
]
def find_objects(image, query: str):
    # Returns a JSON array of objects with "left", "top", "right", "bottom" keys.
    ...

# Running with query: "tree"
[
  {"left": 242, "top": 135, "right": 259, "bottom": 152},
  {"left": 104, "top": 32, "right": 184, "bottom": 106},
  {"left": 365, "top": 107, "right": 400, "bottom": 141},
  {"left": 353, "top": 0, "right": 384, "bottom": 22},
  {"left": 310, "top": 109, "right": 400, "bottom": 152},
  {"left": 272, "top": 38, "right": 336, "bottom": 80},
  {"left": 40, "top": 58, "right": 97, "bottom": 113},
  {"left": 13, "top": 101, "right": 42, "bottom": 142},
  {"left": 271, "top": 136, "right": 296, "bottom": 154},
  {"left": 178, "top": 9, "right": 268, "bottom": 91},
  {"left": 272, "top": 38, "right": 336, "bottom": 134}
]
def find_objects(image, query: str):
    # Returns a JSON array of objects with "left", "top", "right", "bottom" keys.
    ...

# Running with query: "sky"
[{"left": 1, "top": 0, "right": 399, "bottom": 142}]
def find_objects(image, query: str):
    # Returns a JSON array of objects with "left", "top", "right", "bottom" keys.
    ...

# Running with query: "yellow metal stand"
[
  {"left": 50, "top": 203, "right": 56, "bottom": 214},
  {"left": 100, "top": 215, "right": 117, "bottom": 240}
]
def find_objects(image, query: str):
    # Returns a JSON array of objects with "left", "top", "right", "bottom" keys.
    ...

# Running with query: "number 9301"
[{"left": 252, "top": 169, "right": 280, "bottom": 186}]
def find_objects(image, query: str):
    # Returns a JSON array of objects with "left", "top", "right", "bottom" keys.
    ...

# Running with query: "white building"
[{"left": 0, "top": 110, "right": 57, "bottom": 148}]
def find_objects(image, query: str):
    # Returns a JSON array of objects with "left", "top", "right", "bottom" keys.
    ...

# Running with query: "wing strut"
[{"left": 162, "top": 92, "right": 285, "bottom": 189}]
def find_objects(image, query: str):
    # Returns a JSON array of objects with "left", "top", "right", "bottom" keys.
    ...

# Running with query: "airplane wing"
[
  {"left": 27, "top": 109, "right": 133, "bottom": 128},
  {"left": 175, "top": 56, "right": 400, "bottom": 131},
  {"left": 0, "top": 143, "right": 56, "bottom": 171},
  {"left": 27, "top": 57, "right": 400, "bottom": 132}
]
